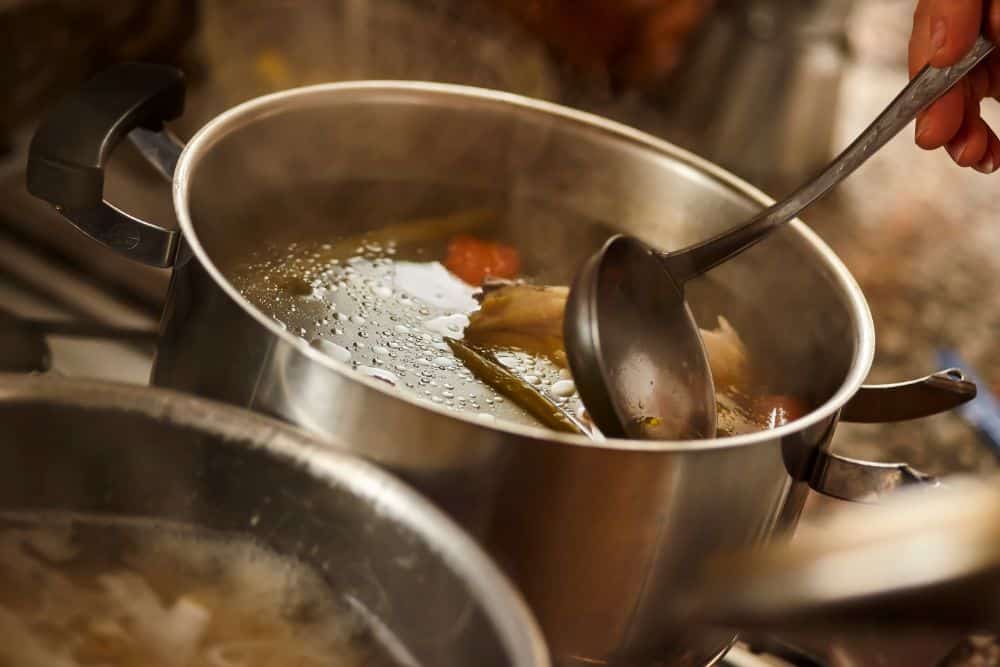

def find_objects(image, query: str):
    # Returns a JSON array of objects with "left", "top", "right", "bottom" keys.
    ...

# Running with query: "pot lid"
[{"left": 673, "top": 474, "right": 1000, "bottom": 634}]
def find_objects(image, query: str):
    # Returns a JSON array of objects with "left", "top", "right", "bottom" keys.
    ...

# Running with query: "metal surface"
[
  {"left": 0, "top": 308, "right": 50, "bottom": 372},
  {"left": 674, "top": 473, "right": 1000, "bottom": 634},
  {"left": 565, "top": 235, "right": 717, "bottom": 440},
  {"left": 0, "top": 305, "right": 158, "bottom": 342},
  {"left": 29, "top": 79, "right": 979, "bottom": 666},
  {"left": 839, "top": 369, "right": 978, "bottom": 424},
  {"left": 810, "top": 451, "right": 937, "bottom": 503},
  {"left": 54, "top": 201, "right": 179, "bottom": 267},
  {"left": 129, "top": 126, "right": 185, "bottom": 181},
  {"left": 0, "top": 308, "right": 158, "bottom": 373},
  {"left": 566, "top": 36, "right": 993, "bottom": 441},
  {"left": 6, "top": 318, "right": 158, "bottom": 341},
  {"left": 0, "top": 225, "right": 159, "bottom": 382},
  {"left": 0, "top": 222, "right": 165, "bottom": 329},
  {"left": 0, "top": 373, "right": 549, "bottom": 667}
]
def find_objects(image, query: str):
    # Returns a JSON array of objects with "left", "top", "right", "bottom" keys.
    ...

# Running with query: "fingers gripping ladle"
[{"left": 564, "top": 36, "right": 995, "bottom": 441}]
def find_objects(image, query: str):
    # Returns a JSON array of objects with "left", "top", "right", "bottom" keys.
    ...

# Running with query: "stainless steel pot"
[
  {"left": 26, "top": 63, "right": 976, "bottom": 666},
  {"left": 0, "top": 373, "right": 548, "bottom": 667}
]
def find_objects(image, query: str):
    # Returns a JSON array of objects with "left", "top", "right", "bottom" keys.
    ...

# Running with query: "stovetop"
[{"left": 0, "top": 230, "right": 155, "bottom": 383}]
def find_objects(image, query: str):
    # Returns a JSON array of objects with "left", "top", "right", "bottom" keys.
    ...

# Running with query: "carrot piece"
[{"left": 444, "top": 235, "right": 520, "bottom": 285}]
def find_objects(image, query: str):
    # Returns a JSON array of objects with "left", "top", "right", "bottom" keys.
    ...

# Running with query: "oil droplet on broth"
[
  {"left": 311, "top": 338, "right": 351, "bottom": 363},
  {"left": 233, "top": 241, "right": 584, "bottom": 430},
  {"left": 422, "top": 314, "right": 469, "bottom": 338},
  {"left": 358, "top": 366, "right": 400, "bottom": 387},
  {"left": 551, "top": 379, "right": 576, "bottom": 398}
]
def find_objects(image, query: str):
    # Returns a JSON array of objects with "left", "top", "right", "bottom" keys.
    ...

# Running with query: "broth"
[
  {"left": 234, "top": 236, "right": 583, "bottom": 431},
  {"left": 0, "top": 513, "right": 409, "bottom": 667},
  {"left": 230, "top": 206, "right": 803, "bottom": 437}
]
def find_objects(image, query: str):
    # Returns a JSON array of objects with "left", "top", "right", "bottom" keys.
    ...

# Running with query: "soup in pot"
[
  {"left": 231, "top": 207, "right": 806, "bottom": 438},
  {"left": 0, "top": 514, "right": 410, "bottom": 667}
]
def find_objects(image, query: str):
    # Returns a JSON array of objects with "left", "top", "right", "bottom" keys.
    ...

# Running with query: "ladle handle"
[
  {"left": 662, "top": 35, "right": 996, "bottom": 284},
  {"left": 26, "top": 62, "right": 186, "bottom": 267}
]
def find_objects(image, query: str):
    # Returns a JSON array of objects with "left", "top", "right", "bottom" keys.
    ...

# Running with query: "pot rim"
[
  {"left": 172, "top": 80, "right": 875, "bottom": 453},
  {"left": 0, "top": 372, "right": 551, "bottom": 667}
]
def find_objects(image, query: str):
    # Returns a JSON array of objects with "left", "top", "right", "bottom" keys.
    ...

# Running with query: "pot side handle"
[
  {"left": 26, "top": 62, "right": 186, "bottom": 268},
  {"left": 809, "top": 368, "right": 976, "bottom": 502},
  {"left": 810, "top": 452, "right": 938, "bottom": 503},
  {"left": 839, "top": 368, "right": 976, "bottom": 423}
]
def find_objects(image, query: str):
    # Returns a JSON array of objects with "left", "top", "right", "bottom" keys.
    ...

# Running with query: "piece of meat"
[
  {"left": 465, "top": 284, "right": 569, "bottom": 365},
  {"left": 463, "top": 284, "right": 750, "bottom": 391},
  {"left": 698, "top": 315, "right": 749, "bottom": 391}
]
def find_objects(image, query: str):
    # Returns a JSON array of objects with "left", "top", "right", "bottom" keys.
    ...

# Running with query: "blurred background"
[{"left": 2, "top": 1, "right": 999, "bottom": 664}]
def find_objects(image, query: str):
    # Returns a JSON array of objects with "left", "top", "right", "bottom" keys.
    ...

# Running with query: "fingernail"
[
  {"left": 975, "top": 154, "right": 996, "bottom": 173},
  {"left": 915, "top": 117, "right": 931, "bottom": 144},
  {"left": 947, "top": 138, "right": 969, "bottom": 164},
  {"left": 931, "top": 17, "right": 947, "bottom": 54}
]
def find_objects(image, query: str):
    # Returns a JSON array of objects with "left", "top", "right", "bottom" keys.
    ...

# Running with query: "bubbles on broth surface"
[
  {"left": 234, "top": 240, "right": 584, "bottom": 429},
  {"left": 0, "top": 513, "right": 407, "bottom": 667},
  {"left": 232, "top": 227, "right": 800, "bottom": 438}
]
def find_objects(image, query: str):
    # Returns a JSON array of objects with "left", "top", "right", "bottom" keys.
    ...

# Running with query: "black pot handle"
[
  {"left": 840, "top": 368, "right": 976, "bottom": 423},
  {"left": 26, "top": 62, "right": 187, "bottom": 267}
]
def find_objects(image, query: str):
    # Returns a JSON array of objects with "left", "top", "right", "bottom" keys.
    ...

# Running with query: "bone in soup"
[
  {"left": 231, "top": 208, "right": 805, "bottom": 438},
  {"left": 0, "top": 514, "right": 407, "bottom": 667}
]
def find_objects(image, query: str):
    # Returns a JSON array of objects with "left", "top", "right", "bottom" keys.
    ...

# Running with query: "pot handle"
[
  {"left": 840, "top": 368, "right": 976, "bottom": 423},
  {"left": 808, "top": 368, "right": 976, "bottom": 502},
  {"left": 26, "top": 62, "right": 186, "bottom": 267},
  {"left": 809, "top": 451, "right": 938, "bottom": 502}
]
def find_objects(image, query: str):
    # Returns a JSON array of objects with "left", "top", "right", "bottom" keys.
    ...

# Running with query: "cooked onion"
[
  {"left": 0, "top": 520, "right": 377, "bottom": 667},
  {"left": 699, "top": 316, "right": 749, "bottom": 391}
]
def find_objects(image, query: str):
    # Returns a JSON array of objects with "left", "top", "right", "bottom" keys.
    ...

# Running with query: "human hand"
[{"left": 910, "top": 0, "right": 1000, "bottom": 173}]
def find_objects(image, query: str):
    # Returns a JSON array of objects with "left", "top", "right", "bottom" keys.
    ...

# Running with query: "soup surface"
[
  {"left": 231, "top": 209, "right": 805, "bottom": 437},
  {"left": 0, "top": 513, "right": 407, "bottom": 667},
  {"left": 233, "top": 218, "right": 584, "bottom": 431}
]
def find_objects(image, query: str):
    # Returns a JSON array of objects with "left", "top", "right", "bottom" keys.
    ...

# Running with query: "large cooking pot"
[
  {"left": 26, "top": 63, "right": 976, "bottom": 666},
  {"left": 0, "top": 373, "right": 548, "bottom": 667}
]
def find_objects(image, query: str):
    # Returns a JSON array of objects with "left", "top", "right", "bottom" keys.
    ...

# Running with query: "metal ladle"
[{"left": 565, "top": 36, "right": 996, "bottom": 441}]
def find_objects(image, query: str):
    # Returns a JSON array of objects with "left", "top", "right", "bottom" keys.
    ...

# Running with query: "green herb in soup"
[{"left": 445, "top": 337, "right": 586, "bottom": 435}]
